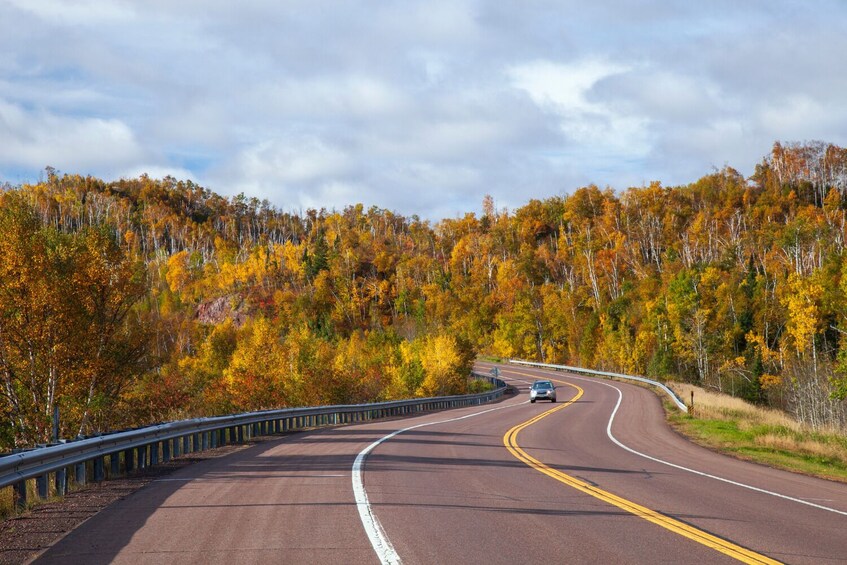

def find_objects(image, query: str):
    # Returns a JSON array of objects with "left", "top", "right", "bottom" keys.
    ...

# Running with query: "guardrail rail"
[
  {"left": 509, "top": 359, "right": 688, "bottom": 413},
  {"left": 1, "top": 372, "right": 506, "bottom": 512}
]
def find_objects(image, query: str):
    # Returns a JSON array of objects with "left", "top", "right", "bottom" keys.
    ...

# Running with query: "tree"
[{"left": 0, "top": 194, "right": 147, "bottom": 444}]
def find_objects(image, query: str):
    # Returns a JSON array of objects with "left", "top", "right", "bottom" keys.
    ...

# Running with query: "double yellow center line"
[{"left": 503, "top": 377, "right": 780, "bottom": 565}]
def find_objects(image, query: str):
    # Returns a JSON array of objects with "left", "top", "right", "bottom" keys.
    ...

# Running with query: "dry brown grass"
[
  {"left": 668, "top": 382, "right": 847, "bottom": 479},
  {"left": 671, "top": 382, "right": 801, "bottom": 429},
  {"left": 752, "top": 433, "right": 846, "bottom": 460},
  {"left": 0, "top": 488, "right": 12, "bottom": 521}
]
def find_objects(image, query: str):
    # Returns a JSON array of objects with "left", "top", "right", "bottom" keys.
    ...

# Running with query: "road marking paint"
[
  {"left": 528, "top": 369, "right": 847, "bottom": 518},
  {"left": 503, "top": 379, "right": 780, "bottom": 565},
  {"left": 155, "top": 473, "right": 347, "bottom": 482},
  {"left": 354, "top": 394, "right": 527, "bottom": 565}
]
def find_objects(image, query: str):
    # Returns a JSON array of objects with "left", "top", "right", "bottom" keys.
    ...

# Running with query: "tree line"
[{"left": 2, "top": 141, "right": 846, "bottom": 448}]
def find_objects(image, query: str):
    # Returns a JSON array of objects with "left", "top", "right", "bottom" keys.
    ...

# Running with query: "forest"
[{"left": 2, "top": 141, "right": 847, "bottom": 450}]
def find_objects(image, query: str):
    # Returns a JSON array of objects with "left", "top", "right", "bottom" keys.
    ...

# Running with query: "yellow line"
[{"left": 503, "top": 374, "right": 781, "bottom": 565}]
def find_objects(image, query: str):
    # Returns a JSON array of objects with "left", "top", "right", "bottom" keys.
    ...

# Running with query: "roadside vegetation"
[
  {"left": 3, "top": 141, "right": 847, "bottom": 453},
  {"left": 668, "top": 383, "right": 847, "bottom": 482}
]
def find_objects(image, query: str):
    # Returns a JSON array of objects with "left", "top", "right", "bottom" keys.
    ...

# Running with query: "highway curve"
[{"left": 34, "top": 363, "right": 847, "bottom": 564}]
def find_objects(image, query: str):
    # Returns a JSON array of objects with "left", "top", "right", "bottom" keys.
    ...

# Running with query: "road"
[{"left": 34, "top": 363, "right": 847, "bottom": 564}]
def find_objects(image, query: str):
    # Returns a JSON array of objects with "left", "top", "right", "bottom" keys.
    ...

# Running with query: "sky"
[{"left": 1, "top": 1, "right": 846, "bottom": 220}]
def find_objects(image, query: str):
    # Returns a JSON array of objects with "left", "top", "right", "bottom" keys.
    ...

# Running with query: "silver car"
[{"left": 530, "top": 380, "right": 556, "bottom": 403}]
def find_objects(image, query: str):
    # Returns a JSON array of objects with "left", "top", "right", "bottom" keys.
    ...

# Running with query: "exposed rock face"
[{"left": 196, "top": 295, "right": 247, "bottom": 326}]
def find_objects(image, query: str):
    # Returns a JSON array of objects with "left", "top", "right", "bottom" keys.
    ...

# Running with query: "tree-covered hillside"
[{"left": 2, "top": 141, "right": 846, "bottom": 448}]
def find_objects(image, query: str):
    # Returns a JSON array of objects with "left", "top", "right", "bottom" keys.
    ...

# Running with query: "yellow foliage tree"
[{"left": 416, "top": 334, "right": 470, "bottom": 397}]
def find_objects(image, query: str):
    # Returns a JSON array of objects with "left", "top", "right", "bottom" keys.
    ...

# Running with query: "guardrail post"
[
  {"left": 173, "top": 437, "right": 182, "bottom": 457},
  {"left": 13, "top": 480, "right": 26, "bottom": 510},
  {"left": 193, "top": 433, "right": 201, "bottom": 452},
  {"left": 202, "top": 432, "right": 209, "bottom": 451},
  {"left": 110, "top": 453, "right": 120, "bottom": 477},
  {"left": 75, "top": 461, "right": 86, "bottom": 486},
  {"left": 94, "top": 456, "right": 105, "bottom": 482},
  {"left": 56, "top": 467, "right": 67, "bottom": 495},
  {"left": 136, "top": 446, "right": 146, "bottom": 470},
  {"left": 125, "top": 448, "right": 135, "bottom": 472},
  {"left": 163, "top": 439, "right": 171, "bottom": 462},
  {"left": 183, "top": 435, "right": 190, "bottom": 454},
  {"left": 37, "top": 473, "right": 48, "bottom": 499}
]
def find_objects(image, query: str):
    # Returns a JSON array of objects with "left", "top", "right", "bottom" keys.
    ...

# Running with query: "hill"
[{"left": 1, "top": 141, "right": 846, "bottom": 448}]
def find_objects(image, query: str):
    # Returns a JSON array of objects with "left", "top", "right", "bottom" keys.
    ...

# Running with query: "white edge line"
[
  {"left": 557, "top": 372, "right": 847, "bottom": 517},
  {"left": 353, "top": 395, "right": 527, "bottom": 565}
]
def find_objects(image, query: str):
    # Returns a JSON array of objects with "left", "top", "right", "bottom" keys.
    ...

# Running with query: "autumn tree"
[{"left": 0, "top": 193, "right": 147, "bottom": 445}]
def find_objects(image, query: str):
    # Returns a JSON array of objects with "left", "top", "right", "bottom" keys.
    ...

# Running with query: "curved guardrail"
[
  {"left": 509, "top": 359, "right": 688, "bottom": 413},
  {"left": 1, "top": 373, "right": 506, "bottom": 510}
]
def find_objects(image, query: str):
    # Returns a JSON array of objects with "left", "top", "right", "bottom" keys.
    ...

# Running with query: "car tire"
[
  {"left": 530, "top": 398, "right": 536, "bottom": 403},
  {"left": 551, "top": 398, "right": 556, "bottom": 403}
]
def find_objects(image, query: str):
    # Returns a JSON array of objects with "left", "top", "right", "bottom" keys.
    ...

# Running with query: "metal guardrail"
[
  {"left": 1, "top": 373, "right": 506, "bottom": 509},
  {"left": 509, "top": 359, "right": 688, "bottom": 413}
]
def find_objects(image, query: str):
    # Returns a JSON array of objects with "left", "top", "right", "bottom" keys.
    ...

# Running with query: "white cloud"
[
  {"left": 299, "top": 180, "right": 370, "bottom": 212},
  {"left": 5, "top": 0, "right": 135, "bottom": 26},
  {"left": 508, "top": 59, "right": 627, "bottom": 114},
  {"left": 0, "top": 99, "right": 143, "bottom": 172},
  {"left": 120, "top": 165, "right": 196, "bottom": 181},
  {"left": 256, "top": 75, "right": 410, "bottom": 121},
  {"left": 2, "top": 1, "right": 846, "bottom": 217},
  {"left": 210, "top": 136, "right": 356, "bottom": 204},
  {"left": 508, "top": 59, "right": 653, "bottom": 166},
  {"left": 756, "top": 96, "right": 832, "bottom": 140}
]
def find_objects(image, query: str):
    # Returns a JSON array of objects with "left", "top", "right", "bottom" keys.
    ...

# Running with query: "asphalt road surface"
[{"left": 34, "top": 363, "right": 847, "bottom": 564}]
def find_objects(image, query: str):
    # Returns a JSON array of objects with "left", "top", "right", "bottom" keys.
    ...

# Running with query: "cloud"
[
  {"left": 120, "top": 165, "right": 196, "bottom": 181},
  {"left": 0, "top": 99, "right": 143, "bottom": 173},
  {"left": 211, "top": 135, "right": 355, "bottom": 204},
  {"left": 507, "top": 59, "right": 653, "bottom": 177},
  {"left": 508, "top": 59, "right": 627, "bottom": 115},
  {"left": 2, "top": 0, "right": 846, "bottom": 217},
  {"left": 4, "top": 0, "right": 135, "bottom": 26},
  {"left": 254, "top": 75, "right": 410, "bottom": 122}
]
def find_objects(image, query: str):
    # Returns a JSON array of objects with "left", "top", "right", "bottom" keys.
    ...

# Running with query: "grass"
[
  {"left": 478, "top": 355, "right": 503, "bottom": 363},
  {"left": 0, "top": 487, "right": 14, "bottom": 521},
  {"left": 667, "top": 382, "right": 847, "bottom": 483}
]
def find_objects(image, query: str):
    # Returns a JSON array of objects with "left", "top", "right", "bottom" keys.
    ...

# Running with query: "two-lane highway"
[{"left": 34, "top": 363, "right": 847, "bottom": 564}]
